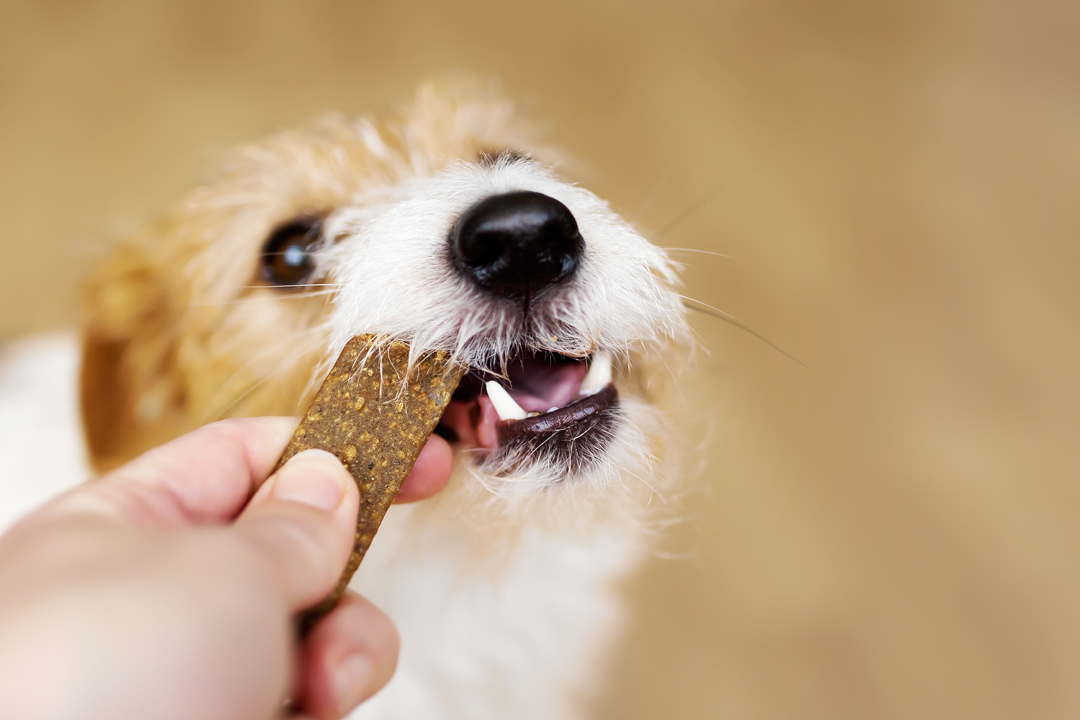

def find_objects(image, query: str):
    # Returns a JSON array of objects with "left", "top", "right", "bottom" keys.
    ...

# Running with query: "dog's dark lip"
[{"left": 496, "top": 384, "right": 617, "bottom": 444}]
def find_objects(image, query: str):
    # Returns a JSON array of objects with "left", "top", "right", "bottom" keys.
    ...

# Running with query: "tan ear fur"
[{"left": 80, "top": 242, "right": 188, "bottom": 472}]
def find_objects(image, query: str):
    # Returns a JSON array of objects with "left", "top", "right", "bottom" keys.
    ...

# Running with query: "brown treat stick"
[{"left": 276, "top": 334, "right": 465, "bottom": 632}]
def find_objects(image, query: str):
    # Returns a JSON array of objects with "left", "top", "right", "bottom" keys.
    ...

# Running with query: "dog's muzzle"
[{"left": 436, "top": 192, "right": 618, "bottom": 473}]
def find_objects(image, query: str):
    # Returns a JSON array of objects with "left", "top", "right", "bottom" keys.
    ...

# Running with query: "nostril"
[{"left": 451, "top": 191, "right": 584, "bottom": 300}]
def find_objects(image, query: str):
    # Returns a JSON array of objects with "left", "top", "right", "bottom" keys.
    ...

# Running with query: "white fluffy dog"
[{"left": 0, "top": 84, "right": 689, "bottom": 720}]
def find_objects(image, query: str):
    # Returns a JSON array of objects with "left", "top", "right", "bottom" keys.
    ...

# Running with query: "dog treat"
[{"left": 277, "top": 334, "right": 465, "bottom": 631}]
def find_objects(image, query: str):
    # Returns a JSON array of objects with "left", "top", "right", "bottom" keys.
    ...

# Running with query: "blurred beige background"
[{"left": 3, "top": 1, "right": 1080, "bottom": 718}]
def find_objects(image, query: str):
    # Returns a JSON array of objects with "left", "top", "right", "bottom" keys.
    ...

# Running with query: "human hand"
[{"left": 0, "top": 417, "right": 454, "bottom": 720}]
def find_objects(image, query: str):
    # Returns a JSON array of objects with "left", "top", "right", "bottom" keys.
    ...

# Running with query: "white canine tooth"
[
  {"left": 548, "top": 406, "right": 560, "bottom": 413},
  {"left": 485, "top": 381, "right": 527, "bottom": 421},
  {"left": 579, "top": 350, "right": 613, "bottom": 396}
]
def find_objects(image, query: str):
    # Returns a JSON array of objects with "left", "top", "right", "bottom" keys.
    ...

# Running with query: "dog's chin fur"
[{"left": 69, "top": 83, "right": 691, "bottom": 719}]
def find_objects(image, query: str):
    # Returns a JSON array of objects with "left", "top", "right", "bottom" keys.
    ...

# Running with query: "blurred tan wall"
[{"left": 3, "top": 1, "right": 1080, "bottom": 718}]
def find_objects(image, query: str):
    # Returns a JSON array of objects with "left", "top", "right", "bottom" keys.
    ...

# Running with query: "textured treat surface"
[{"left": 279, "top": 334, "right": 465, "bottom": 626}]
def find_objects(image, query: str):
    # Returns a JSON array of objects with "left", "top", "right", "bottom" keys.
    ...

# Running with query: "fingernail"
[
  {"left": 271, "top": 450, "right": 348, "bottom": 510},
  {"left": 334, "top": 652, "right": 376, "bottom": 713}
]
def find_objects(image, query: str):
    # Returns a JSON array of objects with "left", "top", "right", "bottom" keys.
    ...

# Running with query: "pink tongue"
[{"left": 504, "top": 360, "right": 587, "bottom": 413}]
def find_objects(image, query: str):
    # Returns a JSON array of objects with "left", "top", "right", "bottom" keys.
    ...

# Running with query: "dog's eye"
[{"left": 261, "top": 220, "right": 321, "bottom": 287}]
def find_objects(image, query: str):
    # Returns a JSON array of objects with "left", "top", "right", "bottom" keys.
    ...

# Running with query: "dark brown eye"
[{"left": 261, "top": 220, "right": 321, "bottom": 287}]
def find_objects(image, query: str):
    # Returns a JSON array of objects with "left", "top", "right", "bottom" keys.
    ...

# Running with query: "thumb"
[{"left": 234, "top": 450, "right": 359, "bottom": 611}]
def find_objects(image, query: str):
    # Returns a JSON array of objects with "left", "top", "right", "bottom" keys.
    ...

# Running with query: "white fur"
[
  {"left": 0, "top": 333, "right": 90, "bottom": 530},
  {"left": 354, "top": 508, "right": 642, "bottom": 720}
]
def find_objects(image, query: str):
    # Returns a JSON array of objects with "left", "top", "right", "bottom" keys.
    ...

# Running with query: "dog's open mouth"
[{"left": 435, "top": 349, "right": 619, "bottom": 470}]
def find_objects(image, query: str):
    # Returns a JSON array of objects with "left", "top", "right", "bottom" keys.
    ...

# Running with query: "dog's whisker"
[
  {"left": 650, "top": 183, "right": 722, "bottom": 241},
  {"left": 184, "top": 289, "right": 339, "bottom": 307},
  {"left": 237, "top": 282, "right": 346, "bottom": 290},
  {"left": 199, "top": 325, "right": 332, "bottom": 423},
  {"left": 205, "top": 336, "right": 329, "bottom": 423},
  {"left": 635, "top": 169, "right": 669, "bottom": 218},
  {"left": 679, "top": 295, "right": 804, "bottom": 366},
  {"left": 659, "top": 246, "right": 735, "bottom": 259}
]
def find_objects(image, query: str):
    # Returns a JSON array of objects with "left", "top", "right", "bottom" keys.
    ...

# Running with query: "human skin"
[{"left": 0, "top": 417, "right": 454, "bottom": 720}]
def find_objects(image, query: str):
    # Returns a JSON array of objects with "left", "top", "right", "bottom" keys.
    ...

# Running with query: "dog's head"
[{"left": 81, "top": 85, "right": 689, "bottom": 529}]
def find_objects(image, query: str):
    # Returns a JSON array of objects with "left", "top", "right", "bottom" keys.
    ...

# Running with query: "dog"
[{"left": 0, "top": 84, "right": 690, "bottom": 720}]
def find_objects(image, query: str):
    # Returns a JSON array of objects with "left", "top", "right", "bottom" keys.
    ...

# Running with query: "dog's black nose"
[{"left": 451, "top": 191, "right": 584, "bottom": 300}]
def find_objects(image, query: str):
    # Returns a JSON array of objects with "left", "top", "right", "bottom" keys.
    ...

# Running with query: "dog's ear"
[{"left": 80, "top": 243, "right": 188, "bottom": 472}]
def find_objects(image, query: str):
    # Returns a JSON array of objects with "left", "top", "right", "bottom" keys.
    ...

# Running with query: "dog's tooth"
[
  {"left": 485, "top": 381, "right": 527, "bottom": 421},
  {"left": 579, "top": 350, "right": 613, "bottom": 396},
  {"left": 548, "top": 406, "right": 559, "bottom": 413}
]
